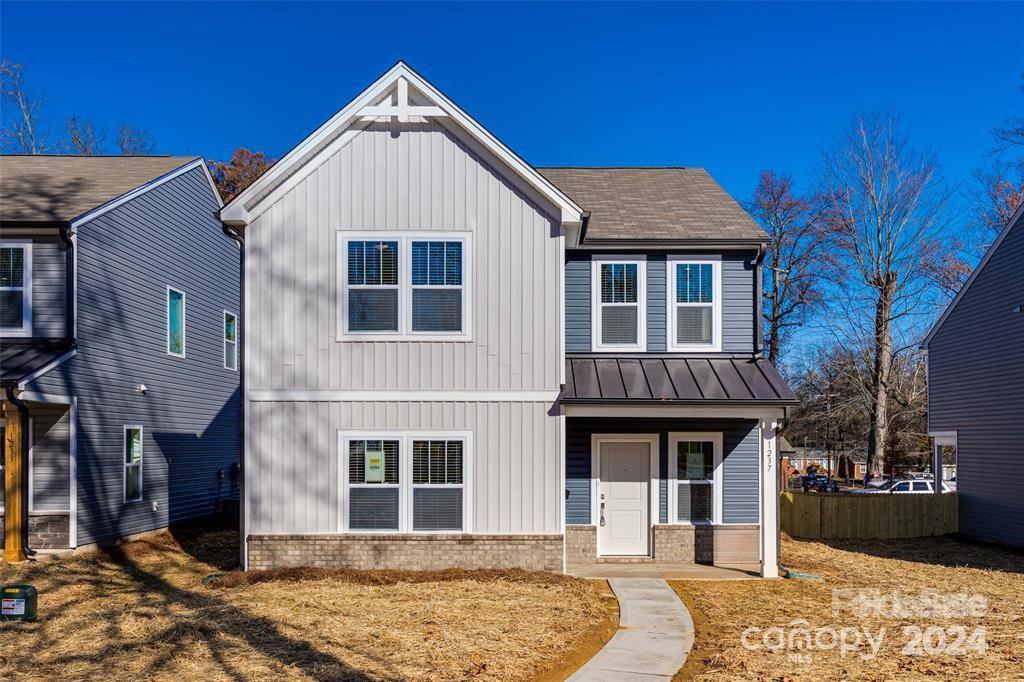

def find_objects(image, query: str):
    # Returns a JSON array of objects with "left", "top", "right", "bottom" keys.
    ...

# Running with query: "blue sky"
[{"left": 2, "top": 2, "right": 1022, "bottom": 203}]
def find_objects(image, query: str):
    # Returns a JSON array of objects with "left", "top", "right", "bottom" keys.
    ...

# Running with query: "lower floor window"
[
  {"left": 343, "top": 433, "right": 468, "bottom": 533},
  {"left": 124, "top": 425, "right": 143, "bottom": 502},
  {"left": 670, "top": 435, "right": 720, "bottom": 523}
]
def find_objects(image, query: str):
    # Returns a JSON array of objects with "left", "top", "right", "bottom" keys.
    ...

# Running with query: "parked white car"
[{"left": 853, "top": 479, "right": 954, "bottom": 494}]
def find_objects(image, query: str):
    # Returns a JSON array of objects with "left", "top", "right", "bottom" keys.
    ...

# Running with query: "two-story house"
[
  {"left": 0, "top": 155, "right": 240, "bottom": 558},
  {"left": 223, "top": 62, "right": 796, "bottom": 577},
  {"left": 925, "top": 202, "right": 1023, "bottom": 547}
]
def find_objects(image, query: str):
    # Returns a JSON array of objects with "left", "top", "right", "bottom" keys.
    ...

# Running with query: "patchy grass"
[
  {"left": 0, "top": 522, "right": 614, "bottom": 681},
  {"left": 672, "top": 535, "right": 1024, "bottom": 680}
]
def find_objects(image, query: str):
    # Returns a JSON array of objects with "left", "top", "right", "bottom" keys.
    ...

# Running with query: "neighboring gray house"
[
  {"left": 925, "top": 202, "right": 1023, "bottom": 547},
  {"left": 1, "top": 155, "right": 240, "bottom": 552},
  {"left": 223, "top": 62, "right": 795, "bottom": 576}
]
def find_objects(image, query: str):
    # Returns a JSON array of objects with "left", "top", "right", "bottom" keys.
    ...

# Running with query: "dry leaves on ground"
[
  {"left": 672, "top": 535, "right": 1024, "bottom": 681},
  {"left": 0, "top": 524, "right": 610, "bottom": 681}
]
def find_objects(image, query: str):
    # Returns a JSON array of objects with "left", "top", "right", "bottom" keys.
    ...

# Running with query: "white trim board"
[
  {"left": 17, "top": 349, "right": 77, "bottom": 390},
  {"left": 249, "top": 389, "right": 560, "bottom": 402},
  {"left": 220, "top": 62, "right": 584, "bottom": 226}
]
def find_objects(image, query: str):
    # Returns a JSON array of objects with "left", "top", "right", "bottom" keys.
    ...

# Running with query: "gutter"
[
  {"left": 59, "top": 223, "right": 77, "bottom": 346},
  {"left": 222, "top": 222, "right": 246, "bottom": 568},
  {"left": 5, "top": 386, "right": 35, "bottom": 559},
  {"left": 753, "top": 243, "right": 765, "bottom": 356}
]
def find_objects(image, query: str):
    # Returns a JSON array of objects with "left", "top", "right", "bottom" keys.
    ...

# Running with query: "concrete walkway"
[{"left": 568, "top": 578, "right": 694, "bottom": 681}]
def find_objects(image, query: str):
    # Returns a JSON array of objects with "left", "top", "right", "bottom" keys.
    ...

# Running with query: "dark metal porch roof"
[
  {"left": 562, "top": 354, "right": 798, "bottom": 405},
  {"left": 1, "top": 341, "right": 75, "bottom": 386}
]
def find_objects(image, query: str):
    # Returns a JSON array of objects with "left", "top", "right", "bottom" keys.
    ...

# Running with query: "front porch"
[
  {"left": 1, "top": 396, "right": 74, "bottom": 554},
  {"left": 561, "top": 354, "right": 796, "bottom": 577}
]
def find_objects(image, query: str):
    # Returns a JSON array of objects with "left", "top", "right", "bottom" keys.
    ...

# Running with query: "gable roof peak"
[{"left": 220, "top": 63, "right": 584, "bottom": 226}]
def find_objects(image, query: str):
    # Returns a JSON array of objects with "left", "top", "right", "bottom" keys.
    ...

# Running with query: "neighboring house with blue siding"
[
  {"left": 1, "top": 155, "right": 240, "bottom": 553},
  {"left": 224, "top": 62, "right": 795, "bottom": 577},
  {"left": 924, "top": 203, "right": 1023, "bottom": 548}
]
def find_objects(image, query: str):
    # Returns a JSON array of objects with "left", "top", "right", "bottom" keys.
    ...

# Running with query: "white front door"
[{"left": 598, "top": 441, "right": 651, "bottom": 556}]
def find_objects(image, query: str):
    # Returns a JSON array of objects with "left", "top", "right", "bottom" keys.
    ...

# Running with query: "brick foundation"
[
  {"left": 565, "top": 525, "right": 597, "bottom": 564},
  {"left": 0, "top": 513, "right": 71, "bottom": 550},
  {"left": 567, "top": 523, "right": 760, "bottom": 565},
  {"left": 247, "top": 533, "right": 564, "bottom": 572}
]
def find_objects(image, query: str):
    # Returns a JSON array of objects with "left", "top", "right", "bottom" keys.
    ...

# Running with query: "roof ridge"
[
  {"left": 537, "top": 165, "right": 703, "bottom": 170},
  {"left": 0, "top": 154, "right": 194, "bottom": 159}
]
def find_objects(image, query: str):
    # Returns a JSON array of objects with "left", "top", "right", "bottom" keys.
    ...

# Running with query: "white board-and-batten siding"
[
  {"left": 245, "top": 120, "right": 565, "bottom": 537},
  {"left": 246, "top": 120, "right": 563, "bottom": 393},
  {"left": 247, "top": 400, "right": 562, "bottom": 535}
]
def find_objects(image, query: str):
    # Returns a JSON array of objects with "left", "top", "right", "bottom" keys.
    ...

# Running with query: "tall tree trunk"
[{"left": 866, "top": 272, "right": 897, "bottom": 479}]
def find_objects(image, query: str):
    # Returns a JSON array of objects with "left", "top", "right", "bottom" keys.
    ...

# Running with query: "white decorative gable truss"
[{"left": 220, "top": 61, "right": 584, "bottom": 227}]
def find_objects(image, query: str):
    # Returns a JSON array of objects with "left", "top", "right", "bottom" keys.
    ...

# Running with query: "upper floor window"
[
  {"left": 339, "top": 233, "right": 470, "bottom": 340},
  {"left": 0, "top": 242, "right": 32, "bottom": 336},
  {"left": 224, "top": 311, "right": 238, "bottom": 371},
  {"left": 592, "top": 258, "right": 646, "bottom": 351},
  {"left": 668, "top": 258, "right": 721, "bottom": 352},
  {"left": 167, "top": 287, "right": 186, "bottom": 357}
]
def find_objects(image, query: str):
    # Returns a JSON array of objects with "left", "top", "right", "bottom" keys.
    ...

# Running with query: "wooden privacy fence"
[{"left": 780, "top": 492, "right": 958, "bottom": 540}]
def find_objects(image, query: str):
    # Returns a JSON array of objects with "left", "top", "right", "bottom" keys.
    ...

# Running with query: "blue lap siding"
[
  {"left": 24, "top": 166, "right": 240, "bottom": 547},
  {"left": 564, "top": 252, "right": 756, "bottom": 353},
  {"left": 927, "top": 213, "right": 1023, "bottom": 547},
  {"left": 565, "top": 418, "right": 760, "bottom": 525}
]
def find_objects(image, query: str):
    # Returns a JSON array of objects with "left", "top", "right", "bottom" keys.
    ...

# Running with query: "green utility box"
[{"left": 1, "top": 585, "right": 38, "bottom": 622}]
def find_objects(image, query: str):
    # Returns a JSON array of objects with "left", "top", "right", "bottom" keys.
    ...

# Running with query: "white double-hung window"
[
  {"left": 668, "top": 432, "right": 722, "bottom": 524},
  {"left": 592, "top": 257, "right": 646, "bottom": 351},
  {"left": 668, "top": 257, "right": 721, "bottom": 352},
  {"left": 339, "top": 233, "right": 470, "bottom": 340},
  {"left": 341, "top": 432, "right": 471, "bottom": 533},
  {"left": 0, "top": 242, "right": 32, "bottom": 336}
]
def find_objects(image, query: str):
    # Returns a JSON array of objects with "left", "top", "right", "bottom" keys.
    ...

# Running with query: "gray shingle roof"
[
  {"left": 0, "top": 155, "right": 198, "bottom": 223},
  {"left": 537, "top": 167, "right": 765, "bottom": 242}
]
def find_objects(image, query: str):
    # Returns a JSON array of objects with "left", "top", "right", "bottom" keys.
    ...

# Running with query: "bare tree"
[
  {"left": 0, "top": 60, "right": 55, "bottom": 154},
  {"left": 116, "top": 122, "right": 155, "bottom": 155},
  {"left": 822, "top": 113, "right": 953, "bottom": 479},
  {"left": 747, "top": 171, "right": 835, "bottom": 365},
  {"left": 65, "top": 115, "right": 105, "bottom": 155}
]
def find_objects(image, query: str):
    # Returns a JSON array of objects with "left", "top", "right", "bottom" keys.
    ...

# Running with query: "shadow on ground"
[{"left": 816, "top": 534, "right": 1024, "bottom": 574}]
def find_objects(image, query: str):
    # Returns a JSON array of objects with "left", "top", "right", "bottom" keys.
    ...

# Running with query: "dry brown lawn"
[
  {"left": 0, "top": 523, "right": 615, "bottom": 681},
  {"left": 672, "top": 535, "right": 1024, "bottom": 681}
]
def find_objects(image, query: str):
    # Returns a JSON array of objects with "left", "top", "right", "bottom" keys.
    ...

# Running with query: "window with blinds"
[
  {"left": 676, "top": 440, "right": 714, "bottom": 523},
  {"left": 348, "top": 439, "right": 401, "bottom": 530},
  {"left": 0, "top": 244, "right": 29, "bottom": 333},
  {"left": 671, "top": 261, "right": 718, "bottom": 349},
  {"left": 412, "top": 440, "right": 463, "bottom": 531},
  {"left": 343, "top": 435, "right": 468, "bottom": 533},
  {"left": 411, "top": 241, "right": 463, "bottom": 332},
  {"left": 341, "top": 235, "right": 469, "bottom": 338},
  {"left": 347, "top": 240, "right": 400, "bottom": 332},
  {"left": 596, "top": 261, "right": 642, "bottom": 348}
]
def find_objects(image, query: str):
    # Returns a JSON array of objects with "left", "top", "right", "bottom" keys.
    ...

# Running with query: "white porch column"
[{"left": 760, "top": 417, "right": 780, "bottom": 578}]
